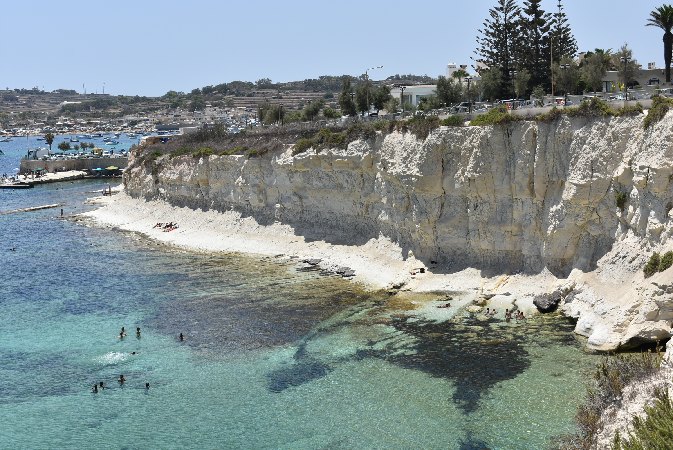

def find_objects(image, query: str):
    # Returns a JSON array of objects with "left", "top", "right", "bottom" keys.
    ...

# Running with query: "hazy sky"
[{"left": 3, "top": 0, "right": 669, "bottom": 96}]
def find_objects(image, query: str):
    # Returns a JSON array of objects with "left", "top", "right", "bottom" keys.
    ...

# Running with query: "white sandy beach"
[{"left": 81, "top": 188, "right": 551, "bottom": 318}]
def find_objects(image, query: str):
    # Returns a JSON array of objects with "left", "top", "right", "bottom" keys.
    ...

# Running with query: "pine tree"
[
  {"left": 339, "top": 78, "right": 356, "bottom": 116},
  {"left": 475, "top": 0, "right": 522, "bottom": 99},
  {"left": 551, "top": 0, "right": 578, "bottom": 62},
  {"left": 519, "top": 0, "right": 552, "bottom": 92}
]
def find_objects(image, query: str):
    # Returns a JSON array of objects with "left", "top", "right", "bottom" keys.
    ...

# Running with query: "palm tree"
[
  {"left": 44, "top": 132, "right": 54, "bottom": 155},
  {"left": 646, "top": 4, "right": 673, "bottom": 83}
]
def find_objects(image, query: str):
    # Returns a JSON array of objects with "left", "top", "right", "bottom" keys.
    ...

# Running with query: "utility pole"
[
  {"left": 464, "top": 77, "right": 473, "bottom": 113},
  {"left": 364, "top": 65, "right": 383, "bottom": 115},
  {"left": 399, "top": 85, "right": 407, "bottom": 112},
  {"left": 620, "top": 56, "right": 630, "bottom": 103}
]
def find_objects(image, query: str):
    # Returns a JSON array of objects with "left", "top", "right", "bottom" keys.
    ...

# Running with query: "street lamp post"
[
  {"left": 399, "top": 85, "right": 407, "bottom": 113},
  {"left": 464, "top": 76, "right": 473, "bottom": 114},
  {"left": 620, "top": 56, "right": 630, "bottom": 102},
  {"left": 509, "top": 69, "right": 517, "bottom": 99},
  {"left": 349, "top": 92, "right": 355, "bottom": 116},
  {"left": 364, "top": 65, "right": 383, "bottom": 115},
  {"left": 560, "top": 64, "right": 570, "bottom": 105}
]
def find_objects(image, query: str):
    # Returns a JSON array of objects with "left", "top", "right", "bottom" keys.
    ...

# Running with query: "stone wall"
[{"left": 20, "top": 157, "right": 128, "bottom": 174}]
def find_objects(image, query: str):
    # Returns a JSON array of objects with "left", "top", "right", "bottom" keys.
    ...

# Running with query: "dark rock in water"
[
  {"left": 533, "top": 289, "right": 563, "bottom": 313},
  {"left": 304, "top": 258, "right": 321, "bottom": 266},
  {"left": 342, "top": 270, "right": 355, "bottom": 278}
]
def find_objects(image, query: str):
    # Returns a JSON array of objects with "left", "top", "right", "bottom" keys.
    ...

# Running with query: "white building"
[
  {"left": 389, "top": 85, "right": 437, "bottom": 107},
  {"left": 447, "top": 63, "right": 469, "bottom": 78}
]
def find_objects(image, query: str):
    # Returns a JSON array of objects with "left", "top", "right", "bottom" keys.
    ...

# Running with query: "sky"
[{"left": 2, "top": 0, "right": 670, "bottom": 96}]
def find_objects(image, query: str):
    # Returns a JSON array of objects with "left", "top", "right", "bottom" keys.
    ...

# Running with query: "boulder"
[{"left": 533, "top": 289, "right": 563, "bottom": 313}]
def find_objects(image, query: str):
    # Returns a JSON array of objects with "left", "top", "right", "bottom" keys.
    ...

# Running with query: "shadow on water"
[
  {"left": 383, "top": 316, "right": 530, "bottom": 413},
  {"left": 266, "top": 359, "right": 332, "bottom": 393},
  {"left": 352, "top": 314, "right": 581, "bottom": 414},
  {"left": 459, "top": 433, "right": 491, "bottom": 450}
]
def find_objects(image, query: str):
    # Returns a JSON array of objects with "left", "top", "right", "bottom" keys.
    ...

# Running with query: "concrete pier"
[{"left": 19, "top": 157, "right": 128, "bottom": 175}]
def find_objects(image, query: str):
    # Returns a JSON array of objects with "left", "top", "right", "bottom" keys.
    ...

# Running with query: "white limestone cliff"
[{"left": 124, "top": 113, "right": 673, "bottom": 351}]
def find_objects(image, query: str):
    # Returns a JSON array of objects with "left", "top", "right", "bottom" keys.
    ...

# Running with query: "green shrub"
[
  {"left": 617, "top": 103, "right": 644, "bottom": 117},
  {"left": 147, "top": 150, "right": 162, "bottom": 162},
  {"left": 644, "top": 253, "right": 661, "bottom": 278},
  {"left": 470, "top": 105, "right": 521, "bottom": 126},
  {"left": 615, "top": 190, "right": 628, "bottom": 211},
  {"left": 566, "top": 97, "right": 616, "bottom": 118},
  {"left": 658, "top": 251, "right": 673, "bottom": 272},
  {"left": 186, "top": 123, "right": 227, "bottom": 143},
  {"left": 345, "top": 122, "right": 377, "bottom": 142},
  {"left": 292, "top": 138, "right": 314, "bottom": 155},
  {"left": 245, "top": 148, "right": 267, "bottom": 158},
  {"left": 373, "top": 120, "right": 391, "bottom": 131},
  {"left": 613, "top": 388, "right": 673, "bottom": 450},
  {"left": 191, "top": 147, "right": 213, "bottom": 158},
  {"left": 643, "top": 96, "right": 673, "bottom": 129},
  {"left": 322, "top": 107, "right": 340, "bottom": 119},
  {"left": 551, "top": 351, "right": 662, "bottom": 450},
  {"left": 214, "top": 146, "right": 242, "bottom": 156},
  {"left": 441, "top": 115, "right": 465, "bottom": 127},
  {"left": 535, "top": 107, "right": 565, "bottom": 122},
  {"left": 395, "top": 115, "right": 441, "bottom": 139},
  {"left": 169, "top": 147, "right": 191, "bottom": 159}
]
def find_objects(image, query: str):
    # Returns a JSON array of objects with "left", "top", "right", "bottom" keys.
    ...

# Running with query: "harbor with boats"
[{"left": 0, "top": 133, "right": 131, "bottom": 189}]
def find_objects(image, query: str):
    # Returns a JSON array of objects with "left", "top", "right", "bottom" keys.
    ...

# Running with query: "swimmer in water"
[
  {"left": 119, "top": 327, "right": 126, "bottom": 339},
  {"left": 99, "top": 381, "right": 105, "bottom": 389},
  {"left": 136, "top": 327, "right": 141, "bottom": 338},
  {"left": 179, "top": 333, "right": 184, "bottom": 341},
  {"left": 118, "top": 374, "right": 126, "bottom": 385},
  {"left": 145, "top": 383, "right": 150, "bottom": 390},
  {"left": 92, "top": 384, "right": 98, "bottom": 393}
]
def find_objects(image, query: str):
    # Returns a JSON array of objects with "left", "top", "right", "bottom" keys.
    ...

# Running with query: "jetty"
[
  {"left": 0, "top": 203, "right": 63, "bottom": 215},
  {"left": 0, "top": 182, "right": 34, "bottom": 189}
]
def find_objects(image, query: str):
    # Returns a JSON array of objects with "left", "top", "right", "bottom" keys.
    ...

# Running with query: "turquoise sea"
[{"left": 0, "top": 137, "right": 598, "bottom": 449}]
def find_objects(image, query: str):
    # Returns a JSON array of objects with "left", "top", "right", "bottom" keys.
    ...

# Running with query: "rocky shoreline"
[{"left": 84, "top": 113, "right": 673, "bottom": 353}]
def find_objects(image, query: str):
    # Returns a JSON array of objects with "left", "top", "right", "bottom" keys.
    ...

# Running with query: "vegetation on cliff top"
[
  {"left": 551, "top": 350, "right": 663, "bottom": 450},
  {"left": 644, "top": 251, "right": 673, "bottom": 278},
  {"left": 135, "top": 101, "right": 646, "bottom": 168},
  {"left": 643, "top": 96, "right": 673, "bottom": 129},
  {"left": 612, "top": 388, "right": 673, "bottom": 450}
]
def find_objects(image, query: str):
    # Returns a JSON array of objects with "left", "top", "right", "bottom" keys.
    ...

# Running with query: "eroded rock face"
[{"left": 125, "top": 113, "right": 673, "bottom": 350}]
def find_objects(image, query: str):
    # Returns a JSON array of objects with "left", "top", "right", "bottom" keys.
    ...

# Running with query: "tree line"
[{"left": 476, "top": 1, "right": 673, "bottom": 101}]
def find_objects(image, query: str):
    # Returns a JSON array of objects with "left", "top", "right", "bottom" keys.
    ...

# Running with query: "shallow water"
[{"left": 0, "top": 146, "right": 598, "bottom": 449}]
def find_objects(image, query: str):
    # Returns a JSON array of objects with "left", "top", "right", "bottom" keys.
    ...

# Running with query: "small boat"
[
  {"left": 70, "top": 137, "right": 79, "bottom": 142},
  {"left": 0, "top": 137, "right": 11, "bottom": 142},
  {"left": 0, "top": 182, "right": 34, "bottom": 189}
]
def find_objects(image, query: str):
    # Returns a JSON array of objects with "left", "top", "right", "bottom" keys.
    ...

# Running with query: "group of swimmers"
[
  {"left": 91, "top": 378, "right": 150, "bottom": 393},
  {"left": 153, "top": 222, "right": 179, "bottom": 232},
  {"left": 482, "top": 307, "right": 526, "bottom": 322},
  {"left": 505, "top": 308, "right": 526, "bottom": 322},
  {"left": 92, "top": 327, "right": 186, "bottom": 394},
  {"left": 118, "top": 326, "right": 142, "bottom": 340}
]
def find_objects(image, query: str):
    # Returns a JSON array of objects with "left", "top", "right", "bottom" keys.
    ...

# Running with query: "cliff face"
[{"left": 125, "top": 114, "right": 673, "bottom": 350}]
